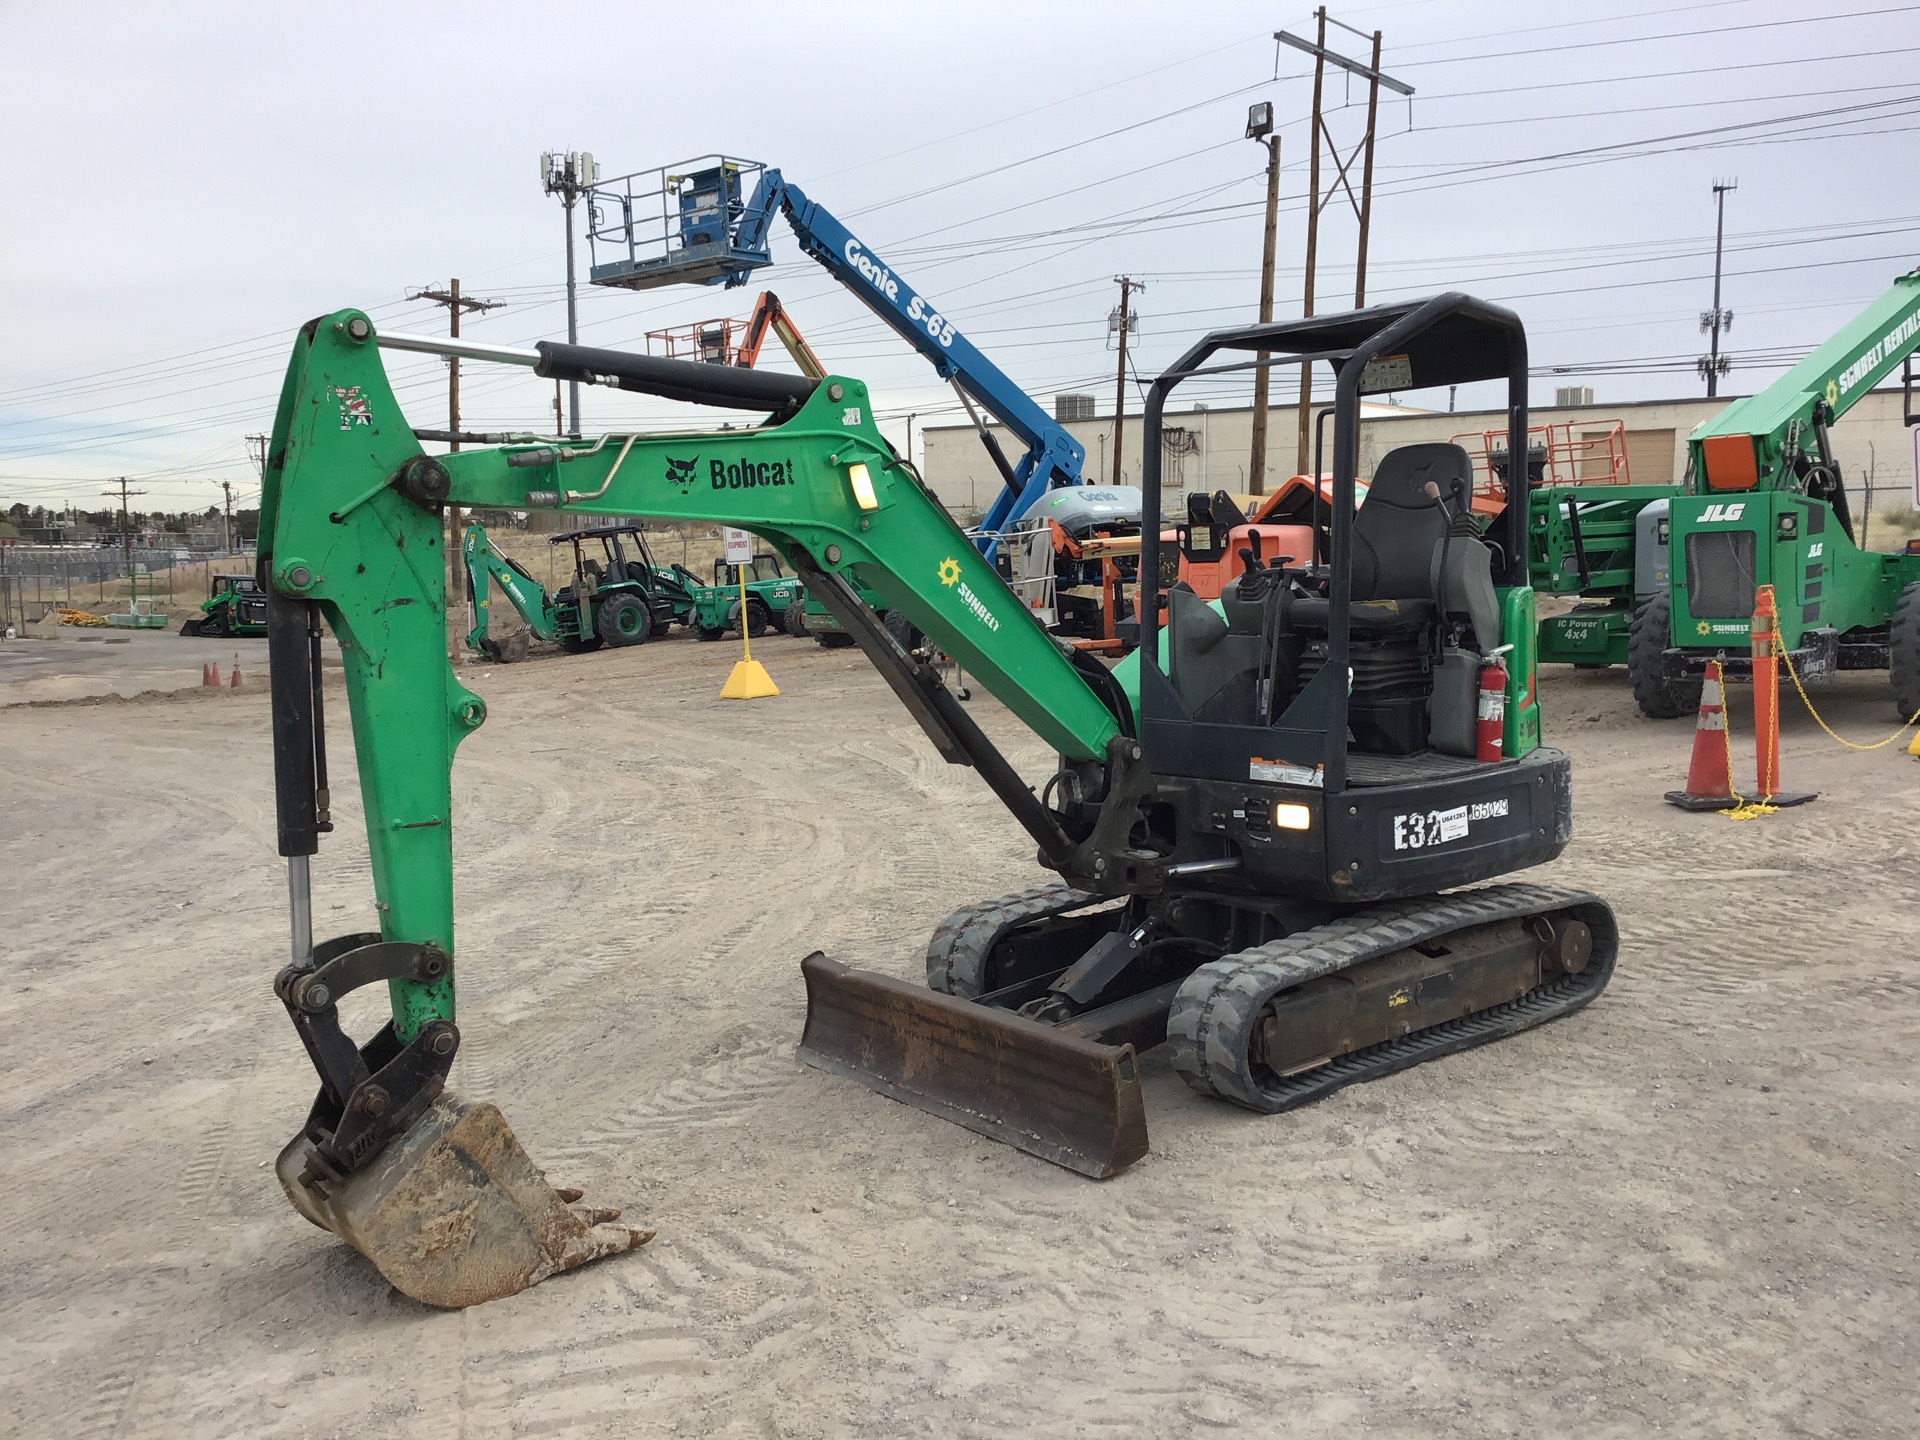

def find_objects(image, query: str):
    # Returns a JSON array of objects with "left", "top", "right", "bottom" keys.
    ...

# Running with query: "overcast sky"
[{"left": 2, "top": 0, "right": 1916, "bottom": 512}]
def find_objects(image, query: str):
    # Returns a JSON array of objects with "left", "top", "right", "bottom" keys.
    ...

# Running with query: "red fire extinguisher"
[{"left": 1477, "top": 645, "right": 1514, "bottom": 762}]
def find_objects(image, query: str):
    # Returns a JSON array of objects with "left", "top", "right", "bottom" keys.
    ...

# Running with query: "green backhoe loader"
[
  {"left": 255, "top": 301, "right": 1615, "bottom": 1307},
  {"left": 463, "top": 521, "right": 694, "bottom": 660}
]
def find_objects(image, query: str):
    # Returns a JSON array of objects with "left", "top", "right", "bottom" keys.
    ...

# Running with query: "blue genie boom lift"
[{"left": 581, "top": 156, "right": 1088, "bottom": 552}]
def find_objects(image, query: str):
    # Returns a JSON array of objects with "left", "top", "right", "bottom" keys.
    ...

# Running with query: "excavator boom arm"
[{"left": 261, "top": 311, "right": 1123, "bottom": 1050}]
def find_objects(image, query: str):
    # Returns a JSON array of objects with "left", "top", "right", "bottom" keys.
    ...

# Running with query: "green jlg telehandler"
[
  {"left": 1635, "top": 270, "right": 1920, "bottom": 717},
  {"left": 461, "top": 520, "right": 694, "bottom": 660},
  {"left": 256, "top": 303, "right": 1615, "bottom": 1307}
]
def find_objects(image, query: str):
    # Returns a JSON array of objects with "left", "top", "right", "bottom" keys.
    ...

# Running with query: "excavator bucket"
[
  {"left": 275, "top": 1095, "right": 651, "bottom": 1308},
  {"left": 796, "top": 953, "right": 1150, "bottom": 1179}
]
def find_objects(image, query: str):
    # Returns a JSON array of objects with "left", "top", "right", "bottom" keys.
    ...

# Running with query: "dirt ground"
[{"left": 2, "top": 631, "right": 1917, "bottom": 1440}]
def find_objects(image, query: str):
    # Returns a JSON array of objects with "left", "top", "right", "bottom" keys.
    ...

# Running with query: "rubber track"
[
  {"left": 924, "top": 881, "right": 1111, "bottom": 997},
  {"left": 1165, "top": 883, "right": 1618, "bottom": 1113}
]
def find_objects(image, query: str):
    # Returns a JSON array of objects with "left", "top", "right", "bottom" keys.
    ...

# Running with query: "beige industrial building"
[{"left": 921, "top": 387, "right": 1916, "bottom": 523}]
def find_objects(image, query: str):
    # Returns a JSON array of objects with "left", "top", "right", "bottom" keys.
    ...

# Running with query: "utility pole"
[
  {"left": 1109, "top": 276, "right": 1145, "bottom": 485},
  {"left": 1699, "top": 178, "right": 1737, "bottom": 397},
  {"left": 219, "top": 480, "right": 234, "bottom": 554},
  {"left": 410, "top": 279, "right": 504, "bottom": 665},
  {"left": 1246, "top": 102, "right": 1282, "bottom": 495},
  {"left": 1280, "top": 13, "right": 1413, "bottom": 472},
  {"left": 541, "top": 151, "right": 600, "bottom": 439},
  {"left": 103, "top": 477, "right": 145, "bottom": 579}
]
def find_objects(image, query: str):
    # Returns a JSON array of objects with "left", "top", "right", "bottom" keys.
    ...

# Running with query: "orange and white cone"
[
  {"left": 1665, "top": 660, "right": 1739, "bottom": 811},
  {"left": 229, "top": 653, "right": 243, "bottom": 689},
  {"left": 202, "top": 661, "right": 219, "bottom": 687}
]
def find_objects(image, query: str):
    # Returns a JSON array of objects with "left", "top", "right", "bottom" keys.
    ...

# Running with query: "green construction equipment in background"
[
  {"left": 180, "top": 573, "right": 268, "bottom": 637},
  {"left": 791, "top": 567, "right": 924, "bottom": 652},
  {"left": 463, "top": 521, "right": 695, "bottom": 660},
  {"left": 1638, "top": 270, "right": 1920, "bottom": 718},
  {"left": 1529, "top": 478, "right": 1678, "bottom": 668},
  {"left": 685, "top": 550, "right": 803, "bottom": 641}
]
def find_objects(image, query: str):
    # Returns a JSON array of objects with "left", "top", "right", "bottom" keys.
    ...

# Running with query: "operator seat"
[
  {"left": 1289, "top": 443, "right": 1472, "bottom": 635},
  {"left": 1287, "top": 443, "right": 1503, "bottom": 754}
]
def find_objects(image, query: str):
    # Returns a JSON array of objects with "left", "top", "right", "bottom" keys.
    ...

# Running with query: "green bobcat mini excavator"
[{"left": 257, "top": 298, "right": 1616, "bottom": 1307}]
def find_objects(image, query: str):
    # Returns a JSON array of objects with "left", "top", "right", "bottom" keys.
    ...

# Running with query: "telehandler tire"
[
  {"left": 597, "top": 593, "right": 650, "bottom": 648},
  {"left": 783, "top": 600, "right": 808, "bottom": 637},
  {"left": 1629, "top": 592, "right": 1700, "bottom": 719},
  {"left": 729, "top": 598, "right": 770, "bottom": 639},
  {"left": 1891, "top": 582, "right": 1920, "bottom": 720}
]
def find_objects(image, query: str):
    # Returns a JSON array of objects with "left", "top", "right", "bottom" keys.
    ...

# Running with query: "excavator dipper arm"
[
  {"left": 258, "top": 311, "right": 1135, "bottom": 1304},
  {"left": 461, "top": 522, "right": 556, "bottom": 651}
]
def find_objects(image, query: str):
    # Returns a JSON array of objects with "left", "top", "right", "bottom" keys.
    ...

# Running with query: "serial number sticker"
[
  {"left": 1250, "top": 757, "right": 1325, "bottom": 788},
  {"left": 1390, "top": 798, "right": 1509, "bottom": 852}
]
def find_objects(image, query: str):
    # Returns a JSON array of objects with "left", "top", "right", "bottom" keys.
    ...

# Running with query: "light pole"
[
  {"left": 541, "top": 150, "right": 600, "bottom": 437},
  {"left": 1698, "top": 178, "right": 1737, "bottom": 397},
  {"left": 1246, "top": 101, "right": 1281, "bottom": 495}
]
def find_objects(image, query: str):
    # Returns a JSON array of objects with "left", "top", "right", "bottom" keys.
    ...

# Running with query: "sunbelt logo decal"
[
  {"left": 1699, "top": 502, "right": 1746, "bottom": 523},
  {"left": 938, "top": 555, "right": 1000, "bottom": 632}
]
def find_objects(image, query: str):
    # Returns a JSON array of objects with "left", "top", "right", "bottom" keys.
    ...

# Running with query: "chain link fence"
[{"left": 0, "top": 545, "right": 255, "bottom": 631}]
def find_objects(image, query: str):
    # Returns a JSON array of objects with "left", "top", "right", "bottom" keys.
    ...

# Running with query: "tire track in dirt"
[
  {"left": 455, "top": 1220, "right": 829, "bottom": 1438},
  {"left": 539, "top": 1033, "right": 797, "bottom": 1168}
]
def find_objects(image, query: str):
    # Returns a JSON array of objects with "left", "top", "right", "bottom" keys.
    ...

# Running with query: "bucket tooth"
[
  {"left": 276, "top": 1094, "right": 649, "bottom": 1308},
  {"left": 796, "top": 952, "right": 1149, "bottom": 1179}
]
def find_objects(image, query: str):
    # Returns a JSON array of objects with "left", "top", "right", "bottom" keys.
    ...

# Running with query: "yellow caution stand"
[{"left": 720, "top": 543, "right": 779, "bottom": 700}]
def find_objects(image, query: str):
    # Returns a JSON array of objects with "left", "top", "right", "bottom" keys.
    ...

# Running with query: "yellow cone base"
[{"left": 721, "top": 659, "right": 780, "bottom": 700}]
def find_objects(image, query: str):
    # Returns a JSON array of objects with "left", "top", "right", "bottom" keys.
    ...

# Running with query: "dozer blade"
[
  {"left": 797, "top": 952, "right": 1149, "bottom": 1179},
  {"left": 276, "top": 1094, "right": 650, "bottom": 1308}
]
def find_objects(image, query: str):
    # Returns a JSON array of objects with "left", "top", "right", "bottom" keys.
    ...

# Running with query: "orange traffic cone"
[
  {"left": 229, "top": 654, "right": 243, "bottom": 689},
  {"left": 201, "top": 661, "right": 218, "bottom": 687},
  {"left": 1665, "top": 660, "right": 1739, "bottom": 811}
]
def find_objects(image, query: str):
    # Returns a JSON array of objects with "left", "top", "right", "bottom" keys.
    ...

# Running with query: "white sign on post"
[
  {"left": 1912, "top": 424, "right": 1920, "bottom": 510},
  {"left": 723, "top": 527, "right": 753, "bottom": 565}
]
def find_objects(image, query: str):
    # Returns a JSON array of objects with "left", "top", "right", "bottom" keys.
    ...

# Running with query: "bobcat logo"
[{"left": 664, "top": 455, "right": 699, "bottom": 493}]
